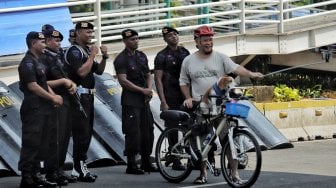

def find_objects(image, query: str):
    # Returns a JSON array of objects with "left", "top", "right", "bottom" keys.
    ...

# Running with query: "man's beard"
[
  {"left": 204, "top": 49, "right": 212, "bottom": 55},
  {"left": 130, "top": 45, "right": 138, "bottom": 51}
]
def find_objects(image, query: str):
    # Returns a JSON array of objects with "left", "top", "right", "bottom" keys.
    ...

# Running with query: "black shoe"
[
  {"left": 140, "top": 164, "right": 159, "bottom": 173},
  {"left": 141, "top": 155, "right": 159, "bottom": 173},
  {"left": 126, "top": 167, "right": 145, "bottom": 175},
  {"left": 70, "top": 174, "right": 79, "bottom": 182},
  {"left": 20, "top": 175, "right": 43, "bottom": 188},
  {"left": 172, "top": 161, "right": 187, "bottom": 171},
  {"left": 73, "top": 161, "right": 96, "bottom": 183},
  {"left": 57, "top": 170, "right": 77, "bottom": 183},
  {"left": 46, "top": 172, "right": 68, "bottom": 186},
  {"left": 78, "top": 173, "right": 96, "bottom": 182},
  {"left": 33, "top": 172, "right": 57, "bottom": 187},
  {"left": 90, "top": 172, "right": 98, "bottom": 179}
]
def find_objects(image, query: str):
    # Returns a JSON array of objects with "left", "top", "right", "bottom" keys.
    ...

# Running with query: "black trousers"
[
  {"left": 44, "top": 96, "right": 72, "bottom": 173},
  {"left": 71, "top": 94, "right": 94, "bottom": 162},
  {"left": 122, "top": 104, "right": 154, "bottom": 157},
  {"left": 19, "top": 104, "right": 54, "bottom": 175}
]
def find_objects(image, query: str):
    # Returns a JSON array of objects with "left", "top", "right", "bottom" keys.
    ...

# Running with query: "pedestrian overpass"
[
  {"left": 1, "top": 0, "right": 336, "bottom": 82},
  {"left": 0, "top": 0, "right": 336, "bottom": 177}
]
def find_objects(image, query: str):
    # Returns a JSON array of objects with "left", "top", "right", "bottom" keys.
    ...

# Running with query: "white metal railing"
[{"left": 0, "top": 0, "right": 335, "bottom": 46}]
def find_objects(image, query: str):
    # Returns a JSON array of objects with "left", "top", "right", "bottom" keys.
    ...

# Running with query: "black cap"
[
  {"left": 43, "top": 29, "right": 64, "bottom": 41},
  {"left": 41, "top": 24, "right": 55, "bottom": 32},
  {"left": 75, "top": 21, "right": 94, "bottom": 30},
  {"left": 121, "top": 29, "right": 138, "bottom": 39},
  {"left": 26, "top": 31, "right": 45, "bottom": 41},
  {"left": 69, "top": 29, "right": 76, "bottom": 38},
  {"left": 162, "top": 26, "right": 179, "bottom": 37}
]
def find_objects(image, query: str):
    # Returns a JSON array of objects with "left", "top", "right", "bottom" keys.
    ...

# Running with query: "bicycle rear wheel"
[
  {"left": 155, "top": 127, "right": 193, "bottom": 183},
  {"left": 221, "top": 129, "right": 262, "bottom": 188}
]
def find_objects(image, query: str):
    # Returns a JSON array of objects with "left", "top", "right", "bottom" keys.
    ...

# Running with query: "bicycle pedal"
[{"left": 214, "top": 168, "right": 221, "bottom": 176}]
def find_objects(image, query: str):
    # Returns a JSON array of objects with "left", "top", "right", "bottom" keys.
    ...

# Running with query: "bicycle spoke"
[
  {"left": 221, "top": 130, "right": 262, "bottom": 188},
  {"left": 155, "top": 127, "right": 193, "bottom": 183}
]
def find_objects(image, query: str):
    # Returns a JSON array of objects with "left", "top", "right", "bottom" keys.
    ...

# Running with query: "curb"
[{"left": 254, "top": 99, "right": 336, "bottom": 141}]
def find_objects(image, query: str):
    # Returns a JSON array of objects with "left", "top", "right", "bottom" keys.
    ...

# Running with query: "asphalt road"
[{"left": 1, "top": 139, "right": 336, "bottom": 188}]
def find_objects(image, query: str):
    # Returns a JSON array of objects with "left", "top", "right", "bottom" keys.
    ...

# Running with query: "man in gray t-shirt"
[
  {"left": 180, "top": 50, "right": 239, "bottom": 101},
  {"left": 179, "top": 25, "right": 263, "bottom": 185}
]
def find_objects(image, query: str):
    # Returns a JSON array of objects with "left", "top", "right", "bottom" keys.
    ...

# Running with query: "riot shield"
[
  {"left": 239, "top": 100, "right": 294, "bottom": 149},
  {"left": 93, "top": 97, "right": 126, "bottom": 163}
]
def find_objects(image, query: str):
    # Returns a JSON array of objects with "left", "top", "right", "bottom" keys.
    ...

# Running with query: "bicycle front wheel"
[
  {"left": 155, "top": 126, "right": 193, "bottom": 183},
  {"left": 221, "top": 129, "right": 262, "bottom": 188}
]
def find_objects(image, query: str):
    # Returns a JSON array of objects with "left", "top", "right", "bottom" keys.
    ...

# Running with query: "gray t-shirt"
[{"left": 179, "top": 51, "right": 239, "bottom": 101}]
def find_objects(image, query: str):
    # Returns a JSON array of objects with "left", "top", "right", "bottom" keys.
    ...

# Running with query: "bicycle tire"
[
  {"left": 220, "top": 129, "right": 262, "bottom": 188},
  {"left": 155, "top": 126, "right": 193, "bottom": 183}
]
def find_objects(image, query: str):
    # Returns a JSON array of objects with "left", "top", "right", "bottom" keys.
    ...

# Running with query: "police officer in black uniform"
[
  {"left": 18, "top": 31, "right": 63, "bottom": 188},
  {"left": 41, "top": 28, "right": 78, "bottom": 186},
  {"left": 65, "top": 21, "right": 108, "bottom": 182},
  {"left": 154, "top": 26, "right": 190, "bottom": 170},
  {"left": 114, "top": 29, "right": 157, "bottom": 175}
]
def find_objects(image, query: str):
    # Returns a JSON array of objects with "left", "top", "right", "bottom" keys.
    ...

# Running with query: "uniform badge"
[
  {"left": 72, "top": 49, "right": 81, "bottom": 58},
  {"left": 52, "top": 30, "right": 59, "bottom": 37},
  {"left": 125, "top": 31, "right": 132, "bottom": 37},
  {"left": 38, "top": 33, "right": 45, "bottom": 39},
  {"left": 81, "top": 22, "right": 88, "bottom": 28},
  {"left": 162, "top": 28, "right": 168, "bottom": 34}
]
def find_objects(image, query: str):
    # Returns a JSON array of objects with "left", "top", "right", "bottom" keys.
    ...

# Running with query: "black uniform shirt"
[
  {"left": 154, "top": 46, "right": 190, "bottom": 99},
  {"left": 18, "top": 51, "right": 52, "bottom": 114},
  {"left": 65, "top": 42, "right": 98, "bottom": 89},
  {"left": 41, "top": 48, "right": 72, "bottom": 105},
  {"left": 114, "top": 48, "right": 150, "bottom": 107}
]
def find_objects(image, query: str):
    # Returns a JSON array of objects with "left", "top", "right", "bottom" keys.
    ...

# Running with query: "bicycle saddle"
[{"left": 160, "top": 110, "right": 190, "bottom": 122}]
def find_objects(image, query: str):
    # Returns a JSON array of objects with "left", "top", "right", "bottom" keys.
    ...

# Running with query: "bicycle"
[{"left": 155, "top": 86, "right": 262, "bottom": 188}]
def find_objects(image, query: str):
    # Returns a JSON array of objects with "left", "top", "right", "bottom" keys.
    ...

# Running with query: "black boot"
[
  {"left": 126, "top": 155, "right": 144, "bottom": 175},
  {"left": 57, "top": 169, "right": 77, "bottom": 183},
  {"left": 20, "top": 173, "right": 42, "bottom": 188},
  {"left": 72, "top": 160, "right": 96, "bottom": 182},
  {"left": 32, "top": 172, "right": 57, "bottom": 187},
  {"left": 45, "top": 171, "right": 68, "bottom": 186},
  {"left": 140, "top": 155, "right": 158, "bottom": 173}
]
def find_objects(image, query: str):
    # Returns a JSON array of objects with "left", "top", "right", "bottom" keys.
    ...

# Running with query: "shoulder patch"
[
  {"left": 25, "top": 60, "right": 34, "bottom": 71},
  {"left": 71, "top": 49, "right": 82, "bottom": 59},
  {"left": 26, "top": 62, "right": 34, "bottom": 68}
]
